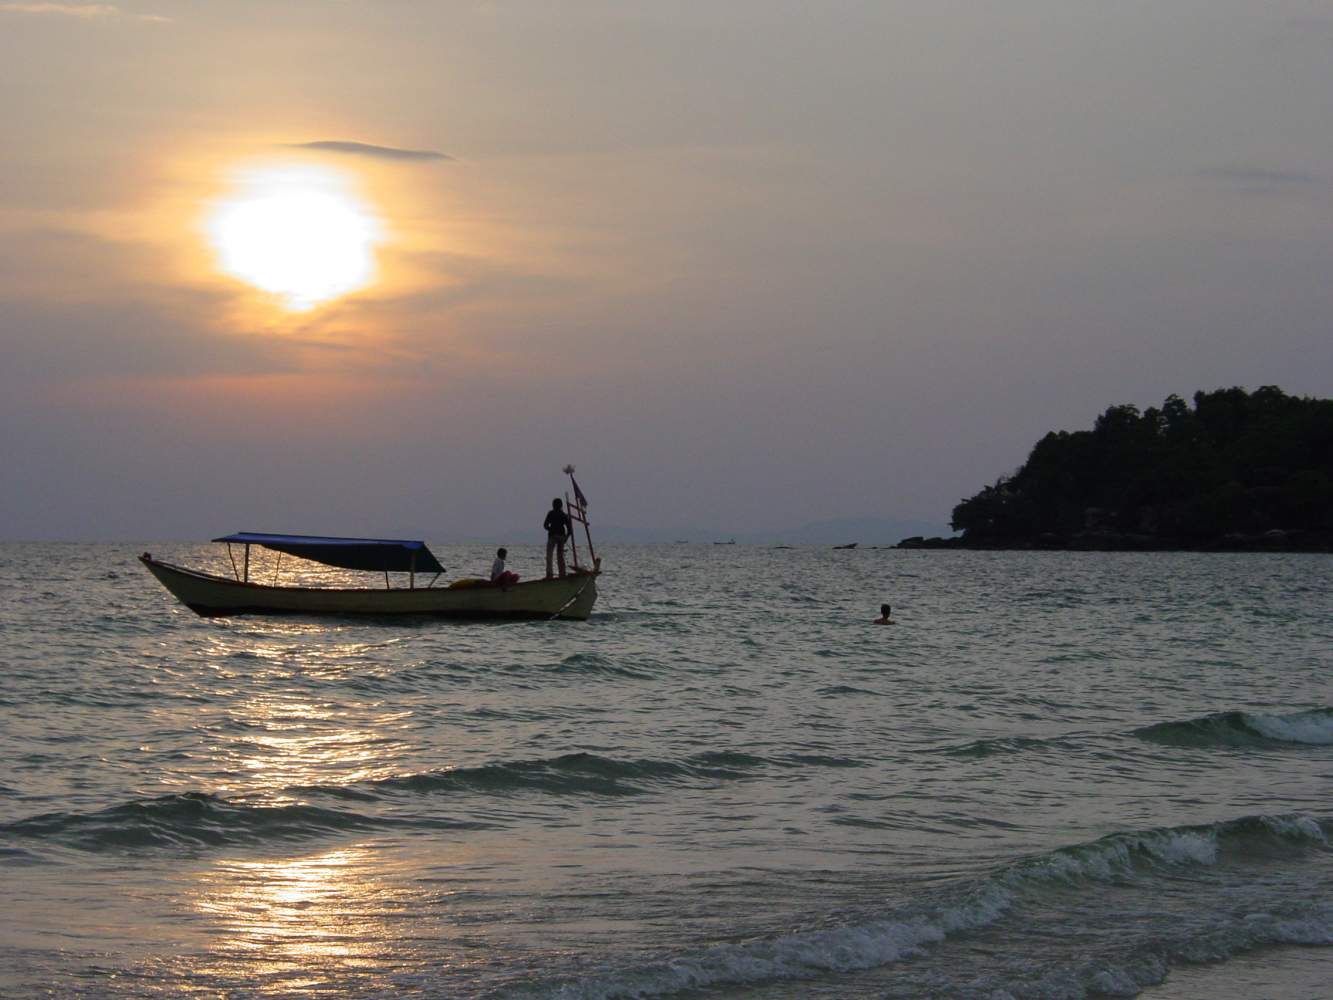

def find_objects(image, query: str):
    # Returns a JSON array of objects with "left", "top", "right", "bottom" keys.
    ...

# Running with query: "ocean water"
[{"left": 1, "top": 543, "right": 1329, "bottom": 999}]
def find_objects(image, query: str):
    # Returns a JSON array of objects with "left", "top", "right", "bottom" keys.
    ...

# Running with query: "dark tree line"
[{"left": 949, "top": 387, "right": 1333, "bottom": 548}]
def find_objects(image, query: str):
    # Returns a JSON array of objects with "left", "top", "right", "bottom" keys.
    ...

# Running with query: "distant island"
[{"left": 899, "top": 386, "right": 1333, "bottom": 552}]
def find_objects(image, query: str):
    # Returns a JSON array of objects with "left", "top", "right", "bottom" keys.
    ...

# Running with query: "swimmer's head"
[{"left": 880, "top": 603, "right": 891, "bottom": 617}]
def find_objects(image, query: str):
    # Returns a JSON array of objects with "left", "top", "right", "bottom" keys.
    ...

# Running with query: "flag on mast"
[{"left": 563, "top": 464, "right": 588, "bottom": 509}]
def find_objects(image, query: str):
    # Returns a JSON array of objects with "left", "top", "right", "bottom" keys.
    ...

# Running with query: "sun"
[{"left": 207, "top": 164, "right": 382, "bottom": 311}]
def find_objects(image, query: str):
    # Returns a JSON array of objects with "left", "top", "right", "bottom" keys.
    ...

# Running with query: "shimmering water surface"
[{"left": 1, "top": 544, "right": 1329, "bottom": 998}]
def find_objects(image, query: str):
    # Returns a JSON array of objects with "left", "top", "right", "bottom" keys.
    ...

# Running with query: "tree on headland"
[{"left": 947, "top": 387, "right": 1333, "bottom": 549}]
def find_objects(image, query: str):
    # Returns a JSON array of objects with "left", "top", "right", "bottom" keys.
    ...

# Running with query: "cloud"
[
  {"left": 0, "top": 2, "right": 166, "bottom": 19},
  {"left": 0, "top": 2, "right": 116, "bottom": 14},
  {"left": 289, "top": 140, "right": 452, "bottom": 162},
  {"left": 1197, "top": 166, "right": 1326, "bottom": 193}
]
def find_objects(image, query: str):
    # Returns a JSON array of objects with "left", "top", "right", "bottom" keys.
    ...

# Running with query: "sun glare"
[{"left": 207, "top": 164, "right": 382, "bottom": 311}]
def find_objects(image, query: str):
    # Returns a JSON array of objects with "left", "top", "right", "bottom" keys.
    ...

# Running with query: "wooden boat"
[{"left": 142, "top": 472, "right": 600, "bottom": 621}]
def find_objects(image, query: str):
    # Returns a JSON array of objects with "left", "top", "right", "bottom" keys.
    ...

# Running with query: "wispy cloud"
[
  {"left": 1, "top": 2, "right": 116, "bottom": 14},
  {"left": 0, "top": 3, "right": 168, "bottom": 20},
  {"left": 1197, "top": 166, "right": 1325, "bottom": 193},
  {"left": 290, "top": 140, "right": 453, "bottom": 162}
]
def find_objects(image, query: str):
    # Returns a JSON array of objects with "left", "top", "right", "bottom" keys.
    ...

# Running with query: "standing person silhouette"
[{"left": 543, "top": 498, "right": 570, "bottom": 579}]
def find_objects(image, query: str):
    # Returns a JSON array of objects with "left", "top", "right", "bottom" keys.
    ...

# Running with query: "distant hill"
[{"left": 933, "top": 386, "right": 1333, "bottom": 551}]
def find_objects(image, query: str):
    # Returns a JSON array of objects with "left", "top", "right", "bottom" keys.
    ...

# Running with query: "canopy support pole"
[
  {"left": 243, "top": 544, "right": 250, "bottom": 584},
  {"left": 226, "top": 543, "right": 240, "bottom": 582},
  {"left": 410, "top": 553, "right": 416, "bottom": 591}
]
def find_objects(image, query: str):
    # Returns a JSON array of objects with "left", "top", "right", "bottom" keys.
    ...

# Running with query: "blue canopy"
[{"left": 214, "top": 532, "right": 444, "bottom": 574}]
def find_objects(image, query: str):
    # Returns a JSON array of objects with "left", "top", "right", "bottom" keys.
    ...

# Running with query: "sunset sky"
[{"left": 3, "top": 1, "right": 1332, "bottom": 540}]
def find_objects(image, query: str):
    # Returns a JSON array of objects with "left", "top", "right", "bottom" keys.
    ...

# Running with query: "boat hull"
[{"left": 140, "top": 556, "right": 599, "bottom": 620}]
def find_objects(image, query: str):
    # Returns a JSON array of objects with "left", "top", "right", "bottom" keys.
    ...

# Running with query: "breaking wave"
[
  {"left": 1134, "top": 708, "right": 1333, "bottom": 747},
  {"left": 1002, "top": 812, "right": 1328, "bottom": 885},
  {"left": 533, "top": 883, "right": 1015, "bottom": 1000},
  {"left": 523, "top": 813, "right": 1331, "bottom": 999},
  {"left": 535, "top": 907, "right": 1333, "bottom": 1000},
  {"left": 954, "top": 904, "right": 1333, "bottom": 1000},
  {"left": 937, "top": 708, "right": 1333, "bottom": 759}
]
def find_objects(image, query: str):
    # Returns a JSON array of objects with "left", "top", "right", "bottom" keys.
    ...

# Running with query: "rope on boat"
[{"left": 549, "top": 576, "right": 594, "bottom": 621}]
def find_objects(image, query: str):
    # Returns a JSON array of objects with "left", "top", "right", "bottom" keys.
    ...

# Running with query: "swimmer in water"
[{"left": 873, "top": 603, "right": 893, "bottom": 625}]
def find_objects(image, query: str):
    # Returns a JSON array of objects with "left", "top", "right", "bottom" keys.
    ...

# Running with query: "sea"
[{"left": 1, "top": 543, "right": 1330, "bottom": 999}]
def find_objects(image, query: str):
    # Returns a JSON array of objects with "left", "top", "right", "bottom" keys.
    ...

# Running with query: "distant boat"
[
  {"left": 141, "top": 474, "right": 600, "bottom": 621},
  {"left": 714, "top": 539, "right": 736, "bottom": 545},
  {"left": 833, "top": 542, "right": 858, "bottom": 549}
]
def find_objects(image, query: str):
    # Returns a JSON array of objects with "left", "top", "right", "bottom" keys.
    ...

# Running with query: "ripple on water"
[{"left": 0, "top": 544, "right": 1331, "bottom": 998}]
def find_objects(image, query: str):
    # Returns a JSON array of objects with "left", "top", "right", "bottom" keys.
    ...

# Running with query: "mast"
[{"left": 563, "top": 464, "right": 598, "bottom": 571}]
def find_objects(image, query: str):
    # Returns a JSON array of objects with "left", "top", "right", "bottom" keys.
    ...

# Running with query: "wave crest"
[
  {"left": 531, "top": 813, "right": 1330, "bottom": 999},
  {"left": 1134, "top": 708, "right": 1333, "bottom": 747},
  {"left": 1005, "top": 813, "right": 1327, "bottom": 887},
  {"left": 541, "top": 884, "right": 1014, "bottom": 1000},
  {"left": 0, "top": 791, "right": 405, "bottom": 851}
]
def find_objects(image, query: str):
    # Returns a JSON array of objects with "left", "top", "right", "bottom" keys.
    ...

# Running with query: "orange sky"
[{"left": 3, "top": 1, "right": 1333, "bottom": 539}]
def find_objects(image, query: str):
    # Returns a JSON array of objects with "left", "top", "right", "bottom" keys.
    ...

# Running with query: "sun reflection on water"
[
  {"left": 175, "top": 642, "right": 433, "bottom": 990},
  {"left": 207, "top": 687, "right": 414, "bottom": 800},
  {"left": 192, "top": 845, "right": 400, "bottom": 989},
  {"left": 157, "top": 608, "right": 423, "bottom": 798}
]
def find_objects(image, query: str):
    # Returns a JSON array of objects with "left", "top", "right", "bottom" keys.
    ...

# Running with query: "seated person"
[
  {"left": 490, "top": 547, "right": 520, "bottom": 586},
  {"left": 873, "top": 603, "right": 893, "bottom": 625}
]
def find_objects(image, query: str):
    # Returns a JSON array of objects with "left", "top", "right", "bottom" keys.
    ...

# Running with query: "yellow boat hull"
[{"left": 140, "top": 556, "right": 598, "bottom": 621}]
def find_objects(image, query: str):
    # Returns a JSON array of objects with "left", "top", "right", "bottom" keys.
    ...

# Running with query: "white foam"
[
  {"left": 1002, "top": 829, "right": 1218, "bottom": 888},
  {"left": 1258, "top": 813, "right": 1328, "bottom": 844},
  {"left": 1004, "top": 813, "right": 1330, "bottom": 892},
  {"left": 1216, "top": 907, "right": 1333, "bottom": 952},
  {"left": 974, "top": 905, "right": 1333, "bottom": 1000},
  {"left": 1087, "top": 952, "right": 1168, "bottom": 995},
  {"left": 546, "top": 888, "right": 1014, "bottom": 999},
  {"left": 543, "top": 819, "right": 1329, "bottom": 1000},
  {"left": 1245, "top": 709, "right": 1333, "bottom": 744},
  {"left": 1267, "top": 907, "right": 1333, "bottom": 946},
  {"left": 1138, "top": 829, "right": 1218, "bottom": 866},
  {"left": 1003, "top": 839, "right": 1133, "bottom": 886}
]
